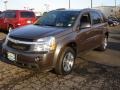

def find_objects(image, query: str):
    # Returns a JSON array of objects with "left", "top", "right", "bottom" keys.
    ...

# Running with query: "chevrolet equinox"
[{"left": 2, "top": 9, "right": 109, "bottom": 75}]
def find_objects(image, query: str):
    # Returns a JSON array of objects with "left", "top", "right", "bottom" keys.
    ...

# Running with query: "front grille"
[
  {"left": 9, "top": 36, "right": 33, "bottom": 42},
  {"left": 7, "top": 40, "right": 30, "bottom": 51}
]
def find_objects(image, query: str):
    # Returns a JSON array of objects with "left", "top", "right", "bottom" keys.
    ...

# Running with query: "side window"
[
  {"left": 91, "top": 11, "right": 102, "bottom": 25},
  {"left": 80, "top": 13, "right": 91, "bottom": 28},
  {"left": 5, "top": 11, "right": 16, "bottom": 18},
  {"left": 0, "top": 13, "right": 5, "bottom": 18},
  {"left": 20, "top": 12, "right": 35, "bottom": 18}
]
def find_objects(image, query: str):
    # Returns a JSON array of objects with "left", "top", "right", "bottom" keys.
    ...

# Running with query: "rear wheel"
[{"left": 55, "top": 47, "right": 75, "bottom": 75}]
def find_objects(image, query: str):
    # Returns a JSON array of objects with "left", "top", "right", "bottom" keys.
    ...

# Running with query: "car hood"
[{"left": 9, "top": 25, "right": 67, "bottom": 40}]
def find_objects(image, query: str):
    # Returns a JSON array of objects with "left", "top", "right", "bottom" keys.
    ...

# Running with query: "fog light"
[{"left": 35, "top": 56, "right": 41, "bottom": 62}]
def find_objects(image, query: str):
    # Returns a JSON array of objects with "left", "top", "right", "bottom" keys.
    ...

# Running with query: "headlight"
[{"left": 33, "top": 36, "right": 56, "bottom": 52}]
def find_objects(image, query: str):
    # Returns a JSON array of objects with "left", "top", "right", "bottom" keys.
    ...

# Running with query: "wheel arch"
[
  {"left": 105, "top": 32, "right": 109, "bottom": 38},
  {"left": 53, "top": 41, "right": 77, "bottom": 68}
]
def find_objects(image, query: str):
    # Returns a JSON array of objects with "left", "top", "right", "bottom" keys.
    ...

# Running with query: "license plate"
[{"left": 7, "top": 52, "right": 16, "bottom": 61}]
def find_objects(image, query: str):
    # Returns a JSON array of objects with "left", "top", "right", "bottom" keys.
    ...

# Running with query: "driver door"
[{"left": 76, "top": 12, "right": 95, "bottom": 54}]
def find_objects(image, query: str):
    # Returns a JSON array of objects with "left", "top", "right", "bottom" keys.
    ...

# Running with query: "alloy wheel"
[{"left": 63, "top": 52, "right": 75, "bottom": 72}]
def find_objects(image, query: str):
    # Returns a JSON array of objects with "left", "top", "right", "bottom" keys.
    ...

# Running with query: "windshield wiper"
[
  {"left": 34, "top": 23, "right": 55, "bottom": 26},
  {"left": 34, "top": 23, "right": 41, "bottom": 25},
  {"left": 43, "top": 24, "right": 55, "bottom": 26}
]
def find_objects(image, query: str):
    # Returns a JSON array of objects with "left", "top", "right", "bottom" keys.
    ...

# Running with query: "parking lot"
[{"left": 0, "top": 26, "right": 120, "bottom": 90}]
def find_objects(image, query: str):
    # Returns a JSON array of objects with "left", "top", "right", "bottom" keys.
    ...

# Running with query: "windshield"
[{"left": 35, "top": 11, "right": 80, "bottom": 27}]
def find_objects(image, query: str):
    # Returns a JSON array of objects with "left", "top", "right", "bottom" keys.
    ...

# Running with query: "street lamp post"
[
  {"left": 0, "top": 0, "right": 2, "bottom": 11},
  {"left": 69, "top": 0, "right": 71, "bottom": 9},
  {"left": 91, "top": 0, "right": 93, "bottom": 8},
  {"left": 4, "top": 0, "right": 8, "bottom": 10},
  {"left": 115, "top": 0, "right": 117, "bottom": 17}
]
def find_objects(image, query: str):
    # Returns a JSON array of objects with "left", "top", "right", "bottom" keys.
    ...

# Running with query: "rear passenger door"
[{"left": 90, "top": 11, "right": 104, "bottom": 48}]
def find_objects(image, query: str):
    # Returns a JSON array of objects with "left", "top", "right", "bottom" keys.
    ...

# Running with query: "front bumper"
[{"left": 2, "top": 46, "right": 55, "bottom": 71}]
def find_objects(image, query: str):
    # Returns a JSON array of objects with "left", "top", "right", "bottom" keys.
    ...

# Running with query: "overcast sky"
[{"left": 0, "top": 0, "right": 119, "bottom": 12}]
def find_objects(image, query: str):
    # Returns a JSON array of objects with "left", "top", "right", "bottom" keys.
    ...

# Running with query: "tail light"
[
  {"left": 17, "top": 23, "right": 21, "bottom": 26},
  {"left": 27, "top": 20, "right": 32, "bottom": 24}
]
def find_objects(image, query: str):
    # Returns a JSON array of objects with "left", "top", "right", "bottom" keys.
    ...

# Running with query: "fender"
[{"left": 53, "top": 39, "right": 76, "bottom": 68}]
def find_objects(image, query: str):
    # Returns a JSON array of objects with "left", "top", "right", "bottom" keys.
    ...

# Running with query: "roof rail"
[{"left": 55, "top": 8, "right": 66, "bottom": 10}]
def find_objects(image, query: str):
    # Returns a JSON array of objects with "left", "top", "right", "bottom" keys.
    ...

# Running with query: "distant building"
[{"left": 94, "top": 6, "right": 120, "bottom": 18}]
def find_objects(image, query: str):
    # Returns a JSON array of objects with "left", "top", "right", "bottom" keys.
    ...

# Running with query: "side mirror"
[{"left": 80, "top": 22, "right": 91, "bottom": 29}]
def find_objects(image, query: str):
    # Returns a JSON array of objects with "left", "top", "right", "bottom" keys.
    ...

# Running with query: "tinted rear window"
[
  {"left": 5, "top": 11, "right": 16, "bottom": 18},
  {"left": 20, "top": 12, "right": 35, "bottom": 18},
  {"left": 0, "top": 13, "right": 5, "bottom": 18}
]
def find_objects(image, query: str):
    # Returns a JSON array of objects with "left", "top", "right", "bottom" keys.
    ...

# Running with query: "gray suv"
[{"left": 2, "top": 8, "right": 109, "bottom": 75}]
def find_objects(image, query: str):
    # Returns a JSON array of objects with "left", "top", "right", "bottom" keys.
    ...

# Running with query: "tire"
[
  {"left": 54, "top": 47, "right": 75, "bottom": 75},
  {"left": 97, "top": 36, "right": 108, "bottom": 51}
]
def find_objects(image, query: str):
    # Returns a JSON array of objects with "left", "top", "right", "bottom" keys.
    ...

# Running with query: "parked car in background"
[
  {"left": 108, "top": 17, "right": 119, "bottom": 26},
  {"left": 2, "top": 9, "right": 109, "bottom": 75},
  {"left": 117, "top": 18, "right": 120, "bottom": 23},
  {"left": 0, "top": 10, "right": 37, "bottom": 32},
  {"left": 36, "top": 16, "right": 41, "bottom": 19}
]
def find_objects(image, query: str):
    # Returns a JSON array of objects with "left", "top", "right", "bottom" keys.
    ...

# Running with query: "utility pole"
[
  {"left": 0, "top": 0, "right": 2, "bottom": 11},
  {"left": 91, "top": 0, "right": 93, "bottom": 8},
  {"left": 3, "top": 0, "right": 8, "bottom": 10},
  {"left": 115, "top": 0, "right": 117, "bottom": 17},
  {"left": 69, "top": 0, "right": 71, "bottom": 9}
]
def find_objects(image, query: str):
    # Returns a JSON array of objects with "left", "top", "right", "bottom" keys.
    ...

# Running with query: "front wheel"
[{"left": 55, "top": 47, "right": 76, "bottom": 75}]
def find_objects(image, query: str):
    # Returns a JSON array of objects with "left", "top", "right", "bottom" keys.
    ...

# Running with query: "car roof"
[
  {"left": 4, "top": 10, "right": 34, "bottom": 12},
  {"left": 53, "top": 8, "right": 101, "bottom": 13}
]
